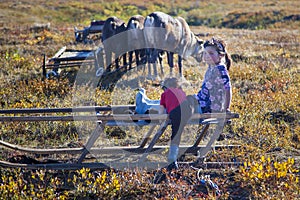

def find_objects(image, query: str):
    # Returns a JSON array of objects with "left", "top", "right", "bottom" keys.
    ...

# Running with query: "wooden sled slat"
[
  {"left": 0, "top": 159, "right": 243, "bottom": 170},
  {"left": 0, "top": 160, "right": 172, "bottom": 170},
  {"left": 0, "top": 160, "right": 109, "bottom": 170},
  {"left": 0, "top": 112, "right": 239, "bottom": 122},
  {"left": 0, "top": 105, "right": 135, "bottom": 114},
  {"left": 0, "top": 139, "right": 240, "bottom": 155},
  {"left": 0, "top": 140, "right": 84, "bottom": 154}
]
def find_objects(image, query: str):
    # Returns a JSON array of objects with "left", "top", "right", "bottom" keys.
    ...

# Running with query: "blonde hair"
[{"left": 162, "top": 77, "right": 179, "bottom": 89}]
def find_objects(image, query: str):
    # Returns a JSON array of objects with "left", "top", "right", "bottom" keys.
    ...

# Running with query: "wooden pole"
[
  {"left": 0, "top": 113, "right": 239, "bottom": 122},
  {"left": 0, "top": 105, "right": 135, "bottom": 114}
]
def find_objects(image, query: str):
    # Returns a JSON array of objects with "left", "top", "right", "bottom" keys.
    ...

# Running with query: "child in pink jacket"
[{"left": 160, "top": 77, "right": 192, "bottom": 170}]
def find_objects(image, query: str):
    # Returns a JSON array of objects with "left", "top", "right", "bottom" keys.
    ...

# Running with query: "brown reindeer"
[
  {"left": 144, "top": 11, "right": 203, "bottom": 77},
  {"left": 101, "top": 16, "right": 127, "bottom": 71}
]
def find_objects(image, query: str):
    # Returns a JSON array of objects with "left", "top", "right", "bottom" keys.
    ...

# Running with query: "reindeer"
[
  {"left": 143, "top": 11, "right": 203, "bottom": 78},
  {"left": 126, "top": 15, "right": 147, "bottom": 69},
  {"left": 101, "top": 16, "right": 127, "bottom": 71}
]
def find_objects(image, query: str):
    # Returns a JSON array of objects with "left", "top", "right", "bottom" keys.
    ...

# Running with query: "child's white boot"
[{"left": 167, "top": 144, "right": 179, "bottom": 170}]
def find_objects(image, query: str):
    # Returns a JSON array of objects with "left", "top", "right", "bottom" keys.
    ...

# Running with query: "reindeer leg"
[
  {"left": 114, "top": 53, "right": 119, "bottom": 69},
  {"left": 153, "top": 61, "right": 158, "bottom": 78},
  {"left": 167, "top": 52, "right": 174, "bottom": 76},
  {"left": 135, "top": 50, "right": 140, "bottom": 67},
  {"left": 147, "top": 49, "right": 153, "bottom": 78},
  {"left": 152, "top": 49, "right": 159, "bottom": 78},
  {"left": 129, "top": 51, "right": 133, "bottom": 69},
  {"left": 146, "top": 48, "right": 161, "bottom": 79},
  {"left": 140, "top": 48, "right": 147, "bottom": 65},
  {"left": 147, "top": 62, "right": 152, "bottom": 78},
  {"left": 178, "top": 55, "right": 183, "bottom": 77},
  {"left": 105, "top": 50, "right": 112, "bottom": 71},
  {"left": 158, "top": 50, "right": 164, "bottom": 76},
  {"left": 122, "top": 53, "right": 127, "bottom": 68},
  {"left": 140, "top": 49, "right": 147, "bottom": 73}
]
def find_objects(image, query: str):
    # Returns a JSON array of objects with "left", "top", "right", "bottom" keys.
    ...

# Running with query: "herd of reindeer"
[{"left": 98, "top": 11, "right": 204, "bottom": 78}]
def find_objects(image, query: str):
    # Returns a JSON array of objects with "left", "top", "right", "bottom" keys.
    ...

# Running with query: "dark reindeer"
[
  {"left": 126, "top": 15, "right": 147, "bottom": 69},
  {"left": 144, "top": 11, "right": 203, "bottom": 78},
  {"left": 101, "top": 16, "right": 127, "bottom": 71}
]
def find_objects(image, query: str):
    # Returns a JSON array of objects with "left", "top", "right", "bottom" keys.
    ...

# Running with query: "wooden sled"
[
  {"left": 42, "top": 46, "right": 104, "bottom": 79},
  {"left": 0, "top": 106, "right": 240, "bottom": 170}
]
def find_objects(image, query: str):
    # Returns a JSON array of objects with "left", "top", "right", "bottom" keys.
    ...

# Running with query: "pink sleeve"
[{"left": 160, "top": 93, "right": 165, "bottom": 107}]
